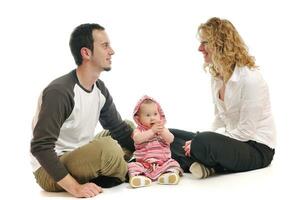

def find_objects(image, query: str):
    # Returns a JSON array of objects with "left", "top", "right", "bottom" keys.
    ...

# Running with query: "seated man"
[{"left": 30, "top": 23, "right": 134, "bottom": 198}]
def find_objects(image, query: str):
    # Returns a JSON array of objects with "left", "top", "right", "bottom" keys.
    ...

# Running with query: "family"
[{"left": 30, "top": 17, "right": 276, "bottom": 198}]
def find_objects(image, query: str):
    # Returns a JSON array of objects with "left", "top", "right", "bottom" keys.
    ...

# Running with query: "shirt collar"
[
  {"left": 228, "top": 66, "right": 247, "bottom": 83},
  {"left": 213, "top": 66, "right": 247, "bottom": 85},
  {"left": 214, "top": 66, "right": 239, "bottom": 83}
]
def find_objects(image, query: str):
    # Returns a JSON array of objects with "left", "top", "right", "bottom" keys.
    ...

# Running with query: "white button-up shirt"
[{"left": 211, "top": 66, "right": 276, "bottom": 149}]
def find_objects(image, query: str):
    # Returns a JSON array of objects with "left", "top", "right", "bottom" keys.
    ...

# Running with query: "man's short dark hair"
[{"left": 69, "top": 23, "right": 105, "bottom": 66}]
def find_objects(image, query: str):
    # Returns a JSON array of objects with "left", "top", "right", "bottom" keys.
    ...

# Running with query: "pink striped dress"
[{"left": 128, "top": 96, "right": 183, "bottom": 180}]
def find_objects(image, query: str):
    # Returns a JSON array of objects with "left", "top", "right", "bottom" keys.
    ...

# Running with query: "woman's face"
[{"left": 198, "top": 32, "right": 212, "bottom": 64}]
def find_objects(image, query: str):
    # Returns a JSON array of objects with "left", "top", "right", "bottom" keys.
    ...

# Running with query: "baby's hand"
[{"left": 151, "top": 121, "right": 164, "bottom": 134}]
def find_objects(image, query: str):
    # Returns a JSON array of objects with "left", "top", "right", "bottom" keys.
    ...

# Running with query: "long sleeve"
[
  {"left": 97, "top": 80, "right": 135, "bottom": 151},
  {"left": 132, "top": 129, "right": 155, "bottom": 144},
  {"left": 159, "top": 128, "right": 174, "bottom": 144},
  {"left": 31, "top": 87, "right": 73, "bottom": 182},
  {"left": 211, "top": 104, "right": 225, "bottom": 131},
  {"left": 227, "top": 75, "right": 265, "bottom": 140}
]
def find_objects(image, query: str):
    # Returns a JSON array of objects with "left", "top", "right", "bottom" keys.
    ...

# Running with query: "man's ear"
[{"left": 80, "top": 47, "right": 92, "bottom": 61}]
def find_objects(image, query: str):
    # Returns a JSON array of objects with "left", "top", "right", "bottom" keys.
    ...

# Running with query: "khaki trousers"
[{"left": 34, "top": 136, "right": 128, "bottom": 192}]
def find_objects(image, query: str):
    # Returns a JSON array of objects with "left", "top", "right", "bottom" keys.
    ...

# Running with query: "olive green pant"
[{"left": 34, "top": 136, "right": 128, "bottom": 192}]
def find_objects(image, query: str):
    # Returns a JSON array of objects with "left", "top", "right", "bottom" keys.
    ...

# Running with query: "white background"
[{"left": 0, "top": 0, "right": 300, "bottom": 199}]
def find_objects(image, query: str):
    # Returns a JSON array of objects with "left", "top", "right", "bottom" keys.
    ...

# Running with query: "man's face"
[{"left": 91, "top": 30, "right": 115, "bottom": 71}]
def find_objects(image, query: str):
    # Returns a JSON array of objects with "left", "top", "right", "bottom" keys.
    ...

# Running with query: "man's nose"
[{"left": 109, "top": 47, "right": 115, "bottom": 55}]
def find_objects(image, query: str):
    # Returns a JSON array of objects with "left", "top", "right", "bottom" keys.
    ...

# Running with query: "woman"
[{"left": 170, "top": 17, "right": 276, "bottom": 178}]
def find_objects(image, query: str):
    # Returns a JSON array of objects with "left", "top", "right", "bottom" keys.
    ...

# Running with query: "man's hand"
[
  {"left": 72, "top": 182, "right": 103, "bottom": 198},
  {"left": 58, "top": 174, "right": 102, "bottom": 198}
]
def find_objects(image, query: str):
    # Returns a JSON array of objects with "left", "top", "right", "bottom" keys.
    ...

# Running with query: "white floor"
[
  {"left": 2, "top": 1, "right": 301, "bottom": 199},
  {"left": 26, "top": 156, "right": 298, "bottom": 200}
]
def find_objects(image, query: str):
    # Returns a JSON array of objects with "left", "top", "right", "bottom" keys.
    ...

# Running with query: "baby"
[{"left": 128, "top": 95, "right": 183, "bottom": 188}]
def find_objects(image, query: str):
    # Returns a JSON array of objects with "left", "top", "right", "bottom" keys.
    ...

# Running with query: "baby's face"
[{"left": 138, "top": 102, "right": 161, "bottom": 127}]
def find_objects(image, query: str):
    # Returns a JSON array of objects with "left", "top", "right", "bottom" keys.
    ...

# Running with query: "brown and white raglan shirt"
[{"left": 30, "top": 69, "right": 134, "bottom": 182}]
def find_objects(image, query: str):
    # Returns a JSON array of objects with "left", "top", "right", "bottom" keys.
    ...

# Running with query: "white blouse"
[{"left": 211, "top": 66, "right": 276, "bottom": 149}]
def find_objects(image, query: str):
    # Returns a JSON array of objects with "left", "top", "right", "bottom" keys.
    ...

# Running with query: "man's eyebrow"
[
  {"left": 99, "top": 42, "right": 109, "bottom": 47},
  {"left": 96, "top": 41, "right": 109, "bottom": 45}
]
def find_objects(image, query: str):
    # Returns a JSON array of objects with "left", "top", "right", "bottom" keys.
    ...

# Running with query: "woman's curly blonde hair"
[{"left": 198, "top": 17, "right": 256, "bottom": 82}]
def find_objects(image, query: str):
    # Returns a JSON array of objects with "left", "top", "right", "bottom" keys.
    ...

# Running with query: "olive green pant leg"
[
  {"left": 95, "top": 119, "right": 136, "bottom": 161},
  {"left": 34, "top": 137, "right": 127, "bottom": 192}
]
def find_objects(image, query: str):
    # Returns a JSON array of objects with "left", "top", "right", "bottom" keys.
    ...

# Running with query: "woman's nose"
[{"left": 198, "top": 44, "right": 204, "bottom": 52}]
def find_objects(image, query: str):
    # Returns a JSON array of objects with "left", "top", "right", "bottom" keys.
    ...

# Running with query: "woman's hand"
[{"left": 183, "top": 140, "right": 192, "bottom": 157}]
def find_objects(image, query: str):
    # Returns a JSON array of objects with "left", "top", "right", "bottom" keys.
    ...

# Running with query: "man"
[{"left": 30, "top": 23, "right": 134, "bottom": 198}]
